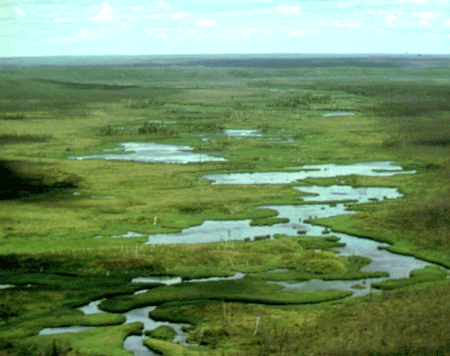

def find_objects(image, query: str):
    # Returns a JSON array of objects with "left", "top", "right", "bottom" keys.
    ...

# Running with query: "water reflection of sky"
[
  {"left": 69, "top": 142, "right": 226, "bottom": 164},
  {"left": 205, "top": 161, "right": 415, "bottom": 185}
]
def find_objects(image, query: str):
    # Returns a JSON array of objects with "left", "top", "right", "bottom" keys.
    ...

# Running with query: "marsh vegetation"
[{"left": 1, "top": 55, "right": 450, "bottom": 355}]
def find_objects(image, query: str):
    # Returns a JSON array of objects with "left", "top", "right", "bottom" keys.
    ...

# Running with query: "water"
[
  {"left": 0, "top": 284, "right": 14, "bottom": 290},
  {"left": 69, "top": 142, "right": 226, "bottom": 164},
  {"left": 132, "top": 276, "right": 183, "bottom": 285},
  {"left": 144, "top": 162, "right": 432, "bottom": 290},
  {"left": 39, "top": 301, "right": 191, "bottom": 356},
  {"left": 38, "top": 161, "right": 441, "bottom": 355},
  {"left": 224, "top": 129, "right": 263, "bottom": 138},
  {"left": 322, "top": 112, "right": 355, "bottom": 117},
  {"left": 78, "top": 300, "right": 104, "bottom": 315},
  {"left": 39, "top": 326, "right": 93, "bottom": 335},
  {"left": 145, "top": 184, "right": 401, "bottom": 245},
  {"left": 204, "top": 161, "right": 415, "bottom": 185}
]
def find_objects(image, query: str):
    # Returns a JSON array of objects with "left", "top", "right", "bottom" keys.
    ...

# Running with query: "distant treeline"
[{"left": 2, "top": 54, "right": 450, "bottom": 69}]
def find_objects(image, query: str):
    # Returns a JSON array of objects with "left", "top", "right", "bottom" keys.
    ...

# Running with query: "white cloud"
[
  {"left": 277, "top": 5, "right": 301, "bottom": 15},
  {"left": 196, "top": 19, "right": 216, "bottom": 26},
  {"left": 237, "top": 27, "right": 259, "bottom": 38},
  {"left": 0, "top": 9, "right": 5, "bottom": 18},
  {"left": 155, "top": 1, "right": 172, "bottom": 11},
  {"left": 171, "top": 11, "right": 188, "bottom": 20},
  {"left": 64, "top": 30, "right": 99, "bottom": 43},
  {"left": 91, "top": 2, "right": 113, "bottom": 22},
  {"left": 15, "top": 6, "right": 26, "bottom": 18},
  {"left": 289, "top": 30, "right": 299, "bottom": 36},
  {"left": 418, "top": 20, "right": 430, "bottom": 26},
  {"left": 149, "top": 28, "right": 171, "bottom": 38}
]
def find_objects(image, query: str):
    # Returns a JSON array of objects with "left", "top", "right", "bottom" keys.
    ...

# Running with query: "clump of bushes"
[
  {"left": 125, "top": 99, "right": 162, "bottom": 109},
  {"left": 0, "top": 114, "right": 25, "bottom": 120},
  {"left": 0, "top": 253, "right": 70, "bottom": 272},
  {"left": 273, "top": 94, "right": 332, "bottom": 108},
  {"left": 97, "top": 124, "right": 121, "bottom": 136},
  {"left": 0, "top": 133, "right": 52, "bottom": 144},
  {"left": 0, "top": 339, "right": 73, "bottom": 356},
  {"left": 137, "top": 122, "right": 176, "bottom": 137}
]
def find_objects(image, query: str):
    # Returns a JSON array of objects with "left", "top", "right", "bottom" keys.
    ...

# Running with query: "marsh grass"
[
  {"left": 99, "top": 277, "right": 352, "bottom": 313},
  {"left": 385, "top": 190, "right": 450, "bottom": 251},
  {"left": 2, "top": 58, "right": 450, "bottom": 355},
  {"left": 0, "top": 339, "right": 74, "bottom": 356},
  {"left": 0, "top": 133, "right": 53, "bottom": 144},
  {"left": 157, "top": 281, "right": 450, "bottom": 356},
  {"left": 257, "top": 283, "right": 450, "bottom": 356}
]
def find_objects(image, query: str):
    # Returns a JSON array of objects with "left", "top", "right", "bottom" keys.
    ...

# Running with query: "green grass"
[
  {"left": 28, "top": 323, "right": 143, "bottom": 356},
  {"left": 146, "top": 325, "right": 176, "bottom": 341},
  {"left": 99, "top": 276, "right": 352, "bottom": 313},
  {"left": 2, "top": 58, "right": 450, "bottom": 355},
  {"left": 372, "top": 266, "right": 449, "bottom": 290}
]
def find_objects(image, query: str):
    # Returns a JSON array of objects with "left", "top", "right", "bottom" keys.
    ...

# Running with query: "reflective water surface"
[
  {"left": 39, "top": 161, "right": 441, "bottom": 356},
  {"left": 69, "top": 142, "right": 226, "bottom": 164},
  {"left": 204, "top": 161, "right": 415, "bottom": 185}
]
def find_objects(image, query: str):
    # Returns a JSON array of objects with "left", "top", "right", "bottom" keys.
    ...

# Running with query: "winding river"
[{"left": 40, "top": 158, "right": 445, "bottom": 355}]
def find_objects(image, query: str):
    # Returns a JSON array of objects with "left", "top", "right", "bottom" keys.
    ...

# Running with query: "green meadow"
[{"left": 1, "top": 56, "right": 450, "bottom": 355}]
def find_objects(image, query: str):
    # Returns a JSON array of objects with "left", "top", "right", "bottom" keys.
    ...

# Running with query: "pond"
[
  {"left": 224, "top": 129, "right": 263, "bottom": 138},
  {"left": 69, "top": 142, "right": 226, "bottom": 164},
  {"left": 322, "top": 111, "right": 355, "bottom": 117},
  {"left": 204, "top": 161, "right": 415, "bottom": 185}
]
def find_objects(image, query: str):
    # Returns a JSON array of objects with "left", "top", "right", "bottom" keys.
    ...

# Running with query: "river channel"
[{"left": 41, "top": 158, "right": 443, "bottom": 355}]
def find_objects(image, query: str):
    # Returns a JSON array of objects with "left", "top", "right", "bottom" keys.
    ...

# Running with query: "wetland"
[{"left": 1, "top": 55, "right": 450, "bottom": 356}]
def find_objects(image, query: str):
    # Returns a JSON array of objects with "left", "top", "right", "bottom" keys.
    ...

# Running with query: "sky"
[{"left": 1, "top": 0, "right": 449, "bottom": 57}]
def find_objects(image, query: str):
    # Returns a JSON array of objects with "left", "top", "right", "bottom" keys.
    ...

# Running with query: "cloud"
[
  {"left": 171, "top": 11, "right": 188, "bottom": 20},
  {"left": 277, "top": 5, "right": 301, "bottom": 15},
  {"left": 15, "top": 6, "right": 26, "bottom": 18},
  {"left": 149, "top": 28, "right": 171, "bottom": 38},
  {"left": 196, "top": 19, "right": 216, "bottom": 26},
  {"left": 63, "top": 29, "right": 105, "bottom": 43},
  {"left": 91, "top": 2, "right": 113, "bottom": 22},
  {"left": 155, "top": 1, "right": 172, "bottom": 11}
]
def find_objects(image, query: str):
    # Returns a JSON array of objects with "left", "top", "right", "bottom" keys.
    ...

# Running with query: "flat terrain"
[{"left": 1, "top": 55, "right": 450, "bottom": 356}]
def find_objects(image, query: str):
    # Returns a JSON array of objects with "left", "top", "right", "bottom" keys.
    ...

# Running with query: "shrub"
[{"left": 0, "top": 134, "right": 52, "bottom": 144}]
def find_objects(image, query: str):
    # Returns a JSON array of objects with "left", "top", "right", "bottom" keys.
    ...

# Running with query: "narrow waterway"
[{"left": 41, "top": 161, "right": 442, "bottom": 355}]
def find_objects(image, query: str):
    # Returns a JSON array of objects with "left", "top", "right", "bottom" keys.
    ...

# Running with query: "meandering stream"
[{"left": 44, "top": 158, "right": 443, "bottom": 355}]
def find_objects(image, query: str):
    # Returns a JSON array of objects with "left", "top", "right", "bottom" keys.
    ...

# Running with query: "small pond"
[
  {"left": 204, "top": 161, "right": 415, "bottom": 185},
  {"left": 0, "top": 284, "right": 14, "bottom": 290},
  {"left": 322, "top": 112, "right": 355, "bottom": 117},
  {"left": 224, "top": 129, "right": 262, "bottom": 138},
  {"left": 69, "top": 142, "right": 226, "bottom": 164}
]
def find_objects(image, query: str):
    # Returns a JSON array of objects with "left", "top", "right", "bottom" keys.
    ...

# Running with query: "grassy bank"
[{"left": 1, "top": 58, "right": 450, "bottom": 355}]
